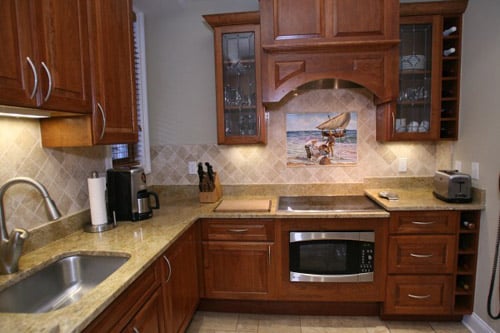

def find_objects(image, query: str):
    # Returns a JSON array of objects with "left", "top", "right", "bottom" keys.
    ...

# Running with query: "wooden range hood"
[{"left": 259, "top": 0, "right": 400, "bottom": 105}]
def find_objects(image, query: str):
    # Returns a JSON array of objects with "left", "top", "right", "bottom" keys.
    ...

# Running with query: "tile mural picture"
[{"left": 286, "top": 112, "right": 357, "bottom": 167}]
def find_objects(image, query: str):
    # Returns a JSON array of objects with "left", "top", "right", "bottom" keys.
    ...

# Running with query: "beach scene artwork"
[{"left": 286, "top": 112, "right": 358, "bottom": 167}]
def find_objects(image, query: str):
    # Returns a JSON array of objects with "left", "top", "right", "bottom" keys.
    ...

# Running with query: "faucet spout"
[{"left": 0, "top": 177, "right": 61, "bottom": 274}]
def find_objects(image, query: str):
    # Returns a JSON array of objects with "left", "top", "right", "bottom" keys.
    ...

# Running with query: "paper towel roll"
[{"left": 88, "top": 176, "right": 108, "bottom": 226}]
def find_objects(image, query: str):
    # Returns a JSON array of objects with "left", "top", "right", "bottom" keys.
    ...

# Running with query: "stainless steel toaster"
[{"left": 433, "top": 170, "right": 472, "bottom": 203}]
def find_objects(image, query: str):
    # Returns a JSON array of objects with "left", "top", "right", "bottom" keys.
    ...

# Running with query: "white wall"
[
  {"left": 459, "top": 0, "right": 500, "bottom": 330},
  {"left": 143, "top": 0, "right": 259, "bottom": 145}
]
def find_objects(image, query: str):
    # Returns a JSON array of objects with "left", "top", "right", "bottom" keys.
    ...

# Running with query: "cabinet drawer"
[
  {"left": 389, "top": 211, "right": 458, "bottom": 234},
  {"left": 388, "top": 235, "right": 456, "bottom": 274},
  {"left": 202, "top": 219, "right": 274, "bottom": 241},
  {"left": 385, "top": 275, "right": 453, "bottom": 315}
]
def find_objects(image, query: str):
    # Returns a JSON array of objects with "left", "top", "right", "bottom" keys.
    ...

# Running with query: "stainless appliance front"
[{"left": 289, "top": 231, "right": 374, "bottom": 283}]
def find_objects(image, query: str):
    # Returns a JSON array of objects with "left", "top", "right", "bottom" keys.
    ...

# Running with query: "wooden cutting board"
[{"left": 214, "top": 199, "right": 272, "bottom": 212}]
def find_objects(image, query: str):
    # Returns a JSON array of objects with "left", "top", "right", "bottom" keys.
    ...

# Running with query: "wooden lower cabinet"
[
  {"left": 122, "top": 288, "right": 165, "bottom": 333},
  {"left": 385, "top": 275, "right": 453, "bottom": 315},
  {"left": 201, "top": 219, "right": 276, "bottom": 300},
  {"left": 161, "top": 224, "right": 200, "bottom": 333},
  {"left": 383, "top": 210, "right": 480, "bottom": 318},
  {"left": 83, "top": 261, "right": 164, "bottom": 333},
  {"left": 83, "top": 224, "right": 199, "bottom": 333}
]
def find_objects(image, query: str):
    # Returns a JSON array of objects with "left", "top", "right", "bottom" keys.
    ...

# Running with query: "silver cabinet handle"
[
  {"left": 41, "top": 61, "right": 52, "bottom": 102},
  {"left": 268, "top": 245, "right": 271, "bottom": 265},
  {"left": 228, "top": 228, "right": 248, "bottom": 233},
  {"left": 411, "top": 221, "right": 436, "bottom": 225},
  {"left": 26, "top": 57, "right": 38, "bottom": 99},
  {"left": 410, "top": 253, "right": 434, "bottom": 258},
  {"left": 132, "top": 327, "right": 140, "bottom": 333},
  {"left": 97, "top": 102, "right": 106, "bottom": 140},
  {"left": 408, "top": 293, "right": 431, "bottom": 300},
  {"left": 162, "top": 255, "right": 172, "bottom": 283}
]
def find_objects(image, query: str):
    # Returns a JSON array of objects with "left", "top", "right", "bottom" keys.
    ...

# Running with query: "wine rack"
[
  {"left": 453, "top": 210, "right": 480, "bottom": 314},
  {"left": 440, "top": 15, "right": 463, "bottom": 140}
]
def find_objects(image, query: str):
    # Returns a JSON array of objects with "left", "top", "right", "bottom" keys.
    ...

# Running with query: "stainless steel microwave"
[{"left": 289, "top": 231, "right": 374, "bottom": 283}]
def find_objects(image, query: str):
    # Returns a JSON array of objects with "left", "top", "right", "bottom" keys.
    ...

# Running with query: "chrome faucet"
[{"left": 0, "top": 177, "right": 61, "bottom": 274}]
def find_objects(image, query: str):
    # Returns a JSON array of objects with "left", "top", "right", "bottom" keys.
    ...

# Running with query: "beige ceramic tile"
[
  {"left": 430, "top": 321, "right": 471, "bottom": 333},
  {"left": 385, "top": 321, "right": 435, "bottom": 332},
  {"left": 187, "top": 311, "right": 239, "bottom": 332}
]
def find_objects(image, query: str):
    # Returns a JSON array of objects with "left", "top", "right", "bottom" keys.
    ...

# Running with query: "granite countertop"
[
  {"left": 0, "top": 185, "right": 485, "bottom": 332},
  {"left": 364, "top": 187, "right": 485, "bottom": 211}
]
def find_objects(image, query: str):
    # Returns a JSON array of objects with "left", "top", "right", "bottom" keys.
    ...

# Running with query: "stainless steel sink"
[{"left": 0, "top": 254, "right": 129, "bottom": 313}]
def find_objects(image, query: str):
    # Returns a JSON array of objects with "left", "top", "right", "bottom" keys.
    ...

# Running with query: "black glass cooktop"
[{"left": 277, "top": 195, "right": 383, "bottom": 212}]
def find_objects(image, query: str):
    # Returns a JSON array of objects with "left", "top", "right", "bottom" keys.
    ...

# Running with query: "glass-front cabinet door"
[
  {"left": 395, "top": 16, "right": 440, "bottom": 140},
  {"left": 205, "top": 12, "right": 266, "bottom": 145}
]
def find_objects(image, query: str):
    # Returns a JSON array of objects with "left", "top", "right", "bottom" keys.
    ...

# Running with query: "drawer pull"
[
  {"left": 227, "top": 228, "right": 248, "bottom": 233},
  {"left": 408, "top": 293, "right": 431, "bottom": 300},
  {"left": 411, "top": 221, "right": 436, "bottom": 225},
  {"left": 410, "top": 253, "right": 434, "bottom": 258}
]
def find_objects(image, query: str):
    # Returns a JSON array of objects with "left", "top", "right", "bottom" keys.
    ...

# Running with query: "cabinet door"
[
  {"left": 162, "top": 227, "right": 199, "bottom": 333},
  {"left": 31, "top": 0, "right": 91, "bottom": 113},
  {"left": 122, "top": 288, "right": 165, "bottom": 333},
  {"left": 260, "top": 0, "right": 398, "bottom": 44},
  {"left": 87, "top": 0, "right": 138, "bottom": 144},
  {"left": 392, "top": 16, "right": 441, "bottom": 140},
  {"left": 0, "top": 0, "right": 37, "bottom": 108},
  {"left": 213, "top": 24, "right": 266, "bottom": 144},
  {"left": 203, "top": 241, "right": 275, "bottom": 300}
]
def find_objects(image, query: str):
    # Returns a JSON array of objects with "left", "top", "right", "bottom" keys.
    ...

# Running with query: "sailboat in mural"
[
  {"left": 316, "top": 112, "right": 351, "bottom": 137},
  {"left": 305, "top": 112, "right": 351, "bottom": 164}
]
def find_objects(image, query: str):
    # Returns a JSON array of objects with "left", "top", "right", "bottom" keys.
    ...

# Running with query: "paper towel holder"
[
  {"left": 84, "top": 172, "right": 116, "bottom": 233},
  {"left": 84, "top": 210, "right": 117, "bottom": 233}
]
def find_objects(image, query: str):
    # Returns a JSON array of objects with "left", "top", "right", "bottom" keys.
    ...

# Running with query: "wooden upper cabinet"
[
  {"left": 0, "top": 0, "right": 36, "bottom": 108},
  {"left": 41, "top": 0, "right": 138, "bottom": 147},
  {"left": 261, "top": 0, "right": 398, "bottom": 46},
  {"left": 259, "top": 0, "right": 400, "bottom": 104},
  {"left": 0, "top": 0, "right": 91, "bottom": 113},
  {"left": 86, "top": 0, "right": 137, "bottom": 144}
]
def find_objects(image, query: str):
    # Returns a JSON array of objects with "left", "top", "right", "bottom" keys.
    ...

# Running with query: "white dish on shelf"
[{"left": 400, "top": 54, "right": 426, "bottom": 70}]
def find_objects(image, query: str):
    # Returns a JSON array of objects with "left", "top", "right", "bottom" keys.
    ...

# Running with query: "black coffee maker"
[{"left": 106, "top": 167, "right": 159, "bottom": 221}]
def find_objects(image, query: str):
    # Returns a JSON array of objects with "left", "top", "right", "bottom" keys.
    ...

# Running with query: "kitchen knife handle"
[
  {"left": 408, "top": 293, "right": 431, "bottom": 300},
  {"left": 227, "top": 228, "right": 248, "bottom": 233},
  {"left": 411, "top": 221, "right": 436, "bottom": 225},
  {"left": 26, "top": 57, "right": 38, "bottom": 100},
  {"left": 162, "top": 255, "right": 172, "bottom": 283},
  {"left": 410, "top": 253, "right": 434, "bottom": 258}
]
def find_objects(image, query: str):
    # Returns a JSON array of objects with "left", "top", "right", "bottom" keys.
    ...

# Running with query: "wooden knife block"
[{"left": 199, "top": 173, "right": 222, "bottom": 203}]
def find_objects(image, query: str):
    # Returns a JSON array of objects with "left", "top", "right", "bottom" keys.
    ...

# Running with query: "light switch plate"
[
  {"left": 398, "top": 157, "right": 408, "bottom": 172},
  {"left": 471, "top": 162, "right": 479, "bottom": 180},
  {"left": 188, "top": 161, "right": 197, "bottom": 175}
]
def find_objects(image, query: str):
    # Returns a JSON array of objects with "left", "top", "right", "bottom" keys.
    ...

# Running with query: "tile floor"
[{"left": 186, "top": 311, "right": 471, "bottom": 333}]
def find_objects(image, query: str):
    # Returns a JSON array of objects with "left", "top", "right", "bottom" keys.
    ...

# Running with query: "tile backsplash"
[
  {"left": 0, "top": 118, "right": 106, "bottom": 232},
  {"left": 149, "top": 88, "right": 454, "bottom": 185},
  {"left": 0, "top": 89, "right": 453, "bottom": 232}
]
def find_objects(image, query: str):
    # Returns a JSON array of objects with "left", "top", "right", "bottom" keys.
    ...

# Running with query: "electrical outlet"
[
  {"left": 398, "top": 157, "right": 408, "bottom": 172},
  {"left": 454, "top": 160, "right": 462, "bottom": 171},
  {"left": 188, "top": 161, "right": 197, "bottom": 175},
  {"left": 471, "top": 162, "right": 479, "bottom": 180}
]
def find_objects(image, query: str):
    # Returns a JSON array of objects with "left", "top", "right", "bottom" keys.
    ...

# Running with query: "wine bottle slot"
[
  {"left": 443, "top": 26, "right": 457, "bottom": 36},
  {"left": 443, "top": 48, "right": 456, "bottom": 57}
]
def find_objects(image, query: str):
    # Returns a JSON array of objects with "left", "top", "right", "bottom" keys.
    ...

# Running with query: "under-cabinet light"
[{"left": 0, "top": 112, "right": 49, "bottom": 119}]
